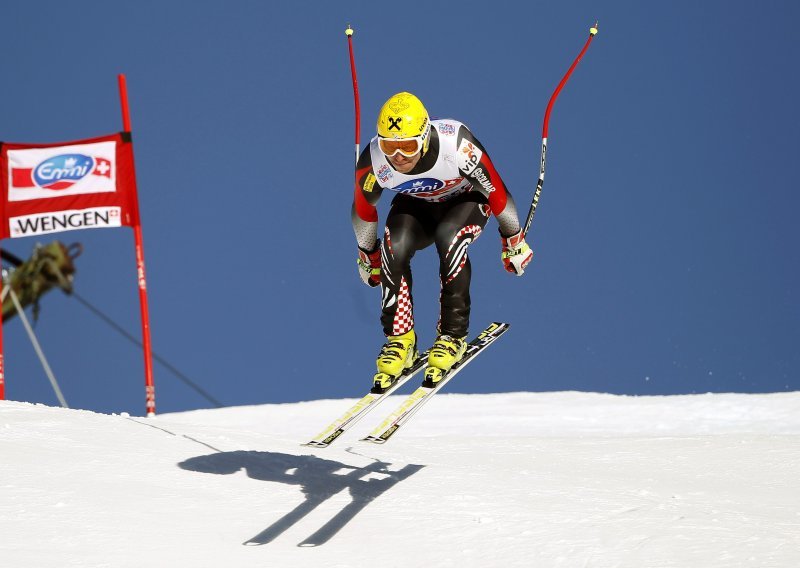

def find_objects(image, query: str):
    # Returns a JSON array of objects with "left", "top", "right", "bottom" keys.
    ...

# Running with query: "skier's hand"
[
  {"left": 500, "top": 230, "right": 533, "bottom": 276},
  {"left": 357, "top": 241, "right": 381, "bottom": 287}
]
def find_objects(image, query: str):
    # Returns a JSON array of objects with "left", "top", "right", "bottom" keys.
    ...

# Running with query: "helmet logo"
[
  {"left": 388, "top": 98, "right": 410, "bottom": 114},
  {"left": 377, "top": 92, "right": 428, "bottom": 140}
]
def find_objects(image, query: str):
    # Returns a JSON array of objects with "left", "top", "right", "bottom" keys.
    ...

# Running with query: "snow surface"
[{"left": 2, "top": 391, "right": 799, "bottom": 567}]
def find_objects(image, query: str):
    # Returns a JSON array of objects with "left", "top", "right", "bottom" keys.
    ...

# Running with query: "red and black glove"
[
  {"left": 500, "top": 230, "right": 533, "bottom": 275},
  {"left": 356, "top": 241, "right": 381, "bottom": 287}
]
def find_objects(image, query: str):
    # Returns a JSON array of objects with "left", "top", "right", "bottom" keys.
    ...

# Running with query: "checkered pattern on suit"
[{"left": 392, "top": 276, "right": 414, "bottom": 335}]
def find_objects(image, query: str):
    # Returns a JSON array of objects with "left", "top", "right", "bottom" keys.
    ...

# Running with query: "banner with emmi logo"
[
  {"left": 0, "top": 132, "right": 140, "bottom": 239},
  {"left": 0, "top": 75, "right": 156, "bottom": 416}
]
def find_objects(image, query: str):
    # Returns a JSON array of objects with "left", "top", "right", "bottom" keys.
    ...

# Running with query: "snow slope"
[{"left": 2, "top": 392, "right": 799, "bottom": 567}]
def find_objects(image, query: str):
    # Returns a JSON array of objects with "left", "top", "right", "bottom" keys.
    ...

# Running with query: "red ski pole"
[
  {"left": 523, "top": 22, "right": 599, "bottom": 236},
  {"left": 345, "top": 25, "right": 361, "bottom": 166}
]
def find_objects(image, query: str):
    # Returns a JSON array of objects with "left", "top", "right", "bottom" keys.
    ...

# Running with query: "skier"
[{"left": 353, "top": 92, "right": 533, "bottom": 388}]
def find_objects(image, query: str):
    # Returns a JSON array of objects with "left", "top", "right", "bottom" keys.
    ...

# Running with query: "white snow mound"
[{"left": 2, "top": 391, "right": 799, "bottom": 567}]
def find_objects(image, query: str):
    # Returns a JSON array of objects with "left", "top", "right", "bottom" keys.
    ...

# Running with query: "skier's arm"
[
  {"left": 351, "top": 147, "right": 383, "bottom": 250},
  {"left": 456, "top": 125, "right": 521, "bottom": 238},
  {"left": 457, "top": 126, "right": 533, "bottom": 275},
  {"left": 352, "top": 147, "right": 384, "bottom": 286}
]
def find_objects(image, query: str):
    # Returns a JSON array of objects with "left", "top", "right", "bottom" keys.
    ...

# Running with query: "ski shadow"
[{"left": 178, "top": 450, "right": 424, "bottom": 547}]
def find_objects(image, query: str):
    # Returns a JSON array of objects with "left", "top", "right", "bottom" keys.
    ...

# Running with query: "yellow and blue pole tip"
[
  {"left": 590, "top": 21, "right": 599, "bottom": 36},
  {"left": 345, "top": 25, "right": 354, "bottom": 36}
]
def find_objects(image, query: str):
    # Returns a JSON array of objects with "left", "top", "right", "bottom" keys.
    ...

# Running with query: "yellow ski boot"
[
  {"left": 425, "top": 334, "right": 467, "bottom": 385},
  {"left": 373, "top": 329, "right": 418, "bottom": 392}
]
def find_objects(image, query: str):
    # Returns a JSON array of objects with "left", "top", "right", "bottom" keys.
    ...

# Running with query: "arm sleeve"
[
  {"left": 457, "top": 126, "right": 522, "bottom": 238},
  {"left": 351, "top": 146, "right": 383, "bottom": 251}
]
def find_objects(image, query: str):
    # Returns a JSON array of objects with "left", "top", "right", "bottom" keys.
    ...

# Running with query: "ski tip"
[
  {"left": 361, "top": 436, "right": 387, "bottom": 445},
  {"left": 480, "top": 322, "right": 510, "bottom": 337}
]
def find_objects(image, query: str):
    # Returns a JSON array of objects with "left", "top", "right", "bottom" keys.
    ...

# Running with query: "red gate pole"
[
  {"left": 345, "top": 25, "right": 361, "bottom": 166},
  {"left": 0, "top": 268, "right": 5, "bottom": 400},
  {"left": 117, "top": 74, "right": 156, "bottom": 417},
  {"left": 523, "top": 22, "right": 599, "bottom": 236}
]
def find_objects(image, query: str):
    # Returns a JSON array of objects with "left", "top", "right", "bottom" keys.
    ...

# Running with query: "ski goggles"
[{"left": 378, "top": 136, "right": 423, "bottom": 158}]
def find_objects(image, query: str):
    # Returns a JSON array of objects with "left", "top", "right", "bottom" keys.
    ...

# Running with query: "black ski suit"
[{"left": 352, "top": 120, "right": 521, "bottom": 338}]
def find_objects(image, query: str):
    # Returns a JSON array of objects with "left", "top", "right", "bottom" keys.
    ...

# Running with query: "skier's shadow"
[{"left": 178, "top": 450, "right": 424, "bottom": 547}]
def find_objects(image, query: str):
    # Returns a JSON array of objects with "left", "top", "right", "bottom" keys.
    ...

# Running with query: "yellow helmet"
[{"left": 376, "top": 92, "right": 431, "bottom": 154}]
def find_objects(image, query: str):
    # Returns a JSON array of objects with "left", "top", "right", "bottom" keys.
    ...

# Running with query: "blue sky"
[{"left": 2, "top": 1, "right": 799, "bottom": 415}]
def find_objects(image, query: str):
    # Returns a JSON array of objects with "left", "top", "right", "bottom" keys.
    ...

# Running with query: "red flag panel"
[{"left": 0, "top": 132, "right": 140, "bottom": 240}]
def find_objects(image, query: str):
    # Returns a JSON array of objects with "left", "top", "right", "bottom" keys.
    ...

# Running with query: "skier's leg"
[
  {"left": 427, "top": 195, "right": 490, "bottom": 377},
  {"left": 375, "top": 196, "right": 434, "bottom": 379},
  {"left": 380, "top": 196, "right": 434, "bottom": 336},
  {"left": 433, "top": 194, "right": 491, "bottom": 338}
]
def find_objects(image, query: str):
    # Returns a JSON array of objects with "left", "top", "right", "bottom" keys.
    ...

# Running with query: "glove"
[
  {"left": 356, "top": 241, "right": 381, "bottom": 287},
  {"left": 500, "top": 230, "right": 533, "bottom": 275}
]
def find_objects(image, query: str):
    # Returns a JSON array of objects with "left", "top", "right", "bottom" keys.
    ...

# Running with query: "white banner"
[
  {"left": 6, "top": 140, "right": 117, "bottom": 202},
  {"left": 8, "top": 206, "right": 122, "bottom": 237}
]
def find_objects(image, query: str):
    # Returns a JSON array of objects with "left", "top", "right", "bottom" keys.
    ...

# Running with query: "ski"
[
  {"left": 302, "top": 352, "right": 429, "bottom": 448},
  {"left": 362, "top": 322, "right": 509, "bottom": 444}
]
